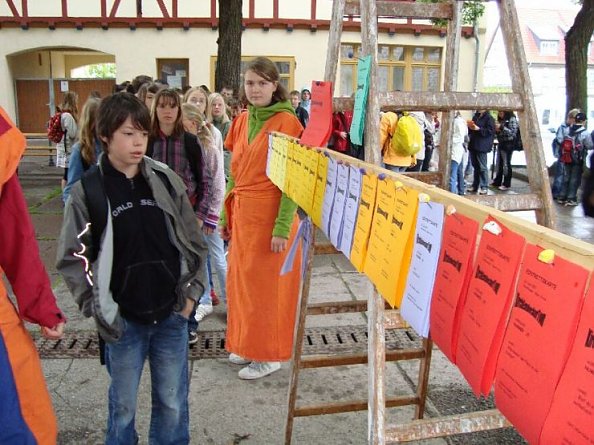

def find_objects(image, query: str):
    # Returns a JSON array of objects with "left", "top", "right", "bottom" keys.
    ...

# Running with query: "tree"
[
  {"left": 417, "top": 0, "right": 485, "bottom": 27},
  {"left": 564, "top": 0, "right": 594, "bottom": 116},
  {"left": 215, "top": 0, "right": 242, "bottom": 94}
]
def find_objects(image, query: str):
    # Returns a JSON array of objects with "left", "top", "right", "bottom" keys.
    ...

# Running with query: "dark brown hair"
[
  {"left": 96, "top": 93, "right": 150, "bottom": 153},
  {"left": 150, "top": 88, "right": 184, "bottom": 138},
  {"left": 240, "top": 57, "right": 289, "bottom": 106}
]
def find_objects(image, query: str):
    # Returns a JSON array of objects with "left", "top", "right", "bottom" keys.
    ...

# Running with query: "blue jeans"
[
  {"left": 552, "top": 161, "right": 565, "bottom": 198},
  {"left": 105, "top": 313, "right": 190, "bottom": 445},
  {"left": 559, "top": 162, "right": 583, "bottom": 201},
  {"left": 199, "top": 230, "right": 227, "bottom": 304},
  {"left": 470, "top": 151, "right": 488, "bottom": 189},
  {"left": 383, "top": 163, "right": 408, "bottom": 173},
  {"left": 493, "top": 148, "right": 513, "bottom": 187},
  {"left": 450, "top": 160, "right": 465, "bottom": 195}
]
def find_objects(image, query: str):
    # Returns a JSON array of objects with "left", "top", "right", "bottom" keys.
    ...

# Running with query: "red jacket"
[{"left": 331, "top": 111, "right": 353, "bottom": 153}]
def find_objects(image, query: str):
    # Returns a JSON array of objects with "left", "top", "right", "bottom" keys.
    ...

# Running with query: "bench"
[{"left": 23, "top": 133, "right": 56, "bottom": 165}]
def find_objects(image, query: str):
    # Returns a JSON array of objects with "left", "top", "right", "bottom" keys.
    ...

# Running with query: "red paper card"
[
  {"left": 494, "top": 245, "right": 589, "bottom": 444},
  {"left": 299, "top": 81, "right": 333, "bottom": 148},
  {"left": 540, "top": 280, "right": 594, "bottom": 445},
  {"left": 455, "top": 216, "right": 526, "bottom": 397},
  {"left": 429, "top": 213, "right": 479, "bottom": 364}
]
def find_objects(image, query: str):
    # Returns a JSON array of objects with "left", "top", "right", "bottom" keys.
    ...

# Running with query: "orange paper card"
[
  {"left": 455, "top": 216, "right": 526, "bottom": 397},
  {"left": 494, "top": 245, "right": 588, "bottom": 444},
  {"left": 350, "top": 173, "right": 378, "bottom": 272},
  {"left": 540, "top": 278, "right": 594, "bottom": 445},
  {"left": 429, "top": 213, "right": 479, "bottom": 363}
]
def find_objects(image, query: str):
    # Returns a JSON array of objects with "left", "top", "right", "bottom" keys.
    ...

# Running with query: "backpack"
[
  {"left": 47, "top": 112, "right": 65, "bottom": 143},
  {"left": 391, "top": 113, "right": 422, "bottom": 156},
  {"left": 560, "top": 129, "right": 585, "bottom": 164},
  {"left": 513, "top": 128, "right": 523, "bottom": 151}
]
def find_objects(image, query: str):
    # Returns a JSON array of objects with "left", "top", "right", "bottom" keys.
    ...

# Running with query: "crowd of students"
[{"left": 18, "top": 57, "right": 309, "bottom": 444}]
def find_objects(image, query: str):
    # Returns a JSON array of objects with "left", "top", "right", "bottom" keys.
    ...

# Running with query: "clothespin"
[
  {"left": 378, "top": 173, "right": 387, "bottom": 181},
  {"left": 537, "top": 249, "right": 555, "bottom": 264},
  {"left": 418, "top": 193, "right": 431, "bottom": 203},
  {"left": 360, "top": 167, "right": 367, "bottom": 175},
  {"left": 483, "top": 220, "right": 502, "bottom": 236},
  {"left": 394, "top": 180, "right": 405, "bottom": 191}
]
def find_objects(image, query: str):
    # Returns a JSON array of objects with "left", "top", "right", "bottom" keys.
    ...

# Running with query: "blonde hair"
[
  {"left": 181, "top": 103, "right": 214, "bottom": 150},
  {"left": 78, "top": 97, "right": 101, "bottom": 165},
  {"left": 568, "top": 108, "right": 581, "bottom": 119},
  {"left": 183, "top": 86, "right": 209, "bottom": 105},
  {"left": 206, "top": 93, "right": 230, "bottom": 124}
]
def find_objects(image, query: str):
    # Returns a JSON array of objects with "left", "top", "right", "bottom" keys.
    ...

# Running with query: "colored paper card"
[
  {"left": 400, "top": 202, "right": 445, "bottom": 337},
  {"left": 540, "top": 282, "right": 594, "bottom": 445},
  {"left": 391, "top": 187, "right": 420, "bottom": 308},
  {"left": 291, "top": 143, "right": 308, "bottom": 210},
  {"left": 349, "top": 55, "right": 371, "bottom": 146},
  {"left": 429, "top": 213, "right": 479, "bottom": 364},
  {"left": 494, "top": 245, "right": 588, "bottom": 445},
  {"left": 455, "top": 216, "right": 526, "bottom": 397},
  {"left": 300, "top": 80, "right": 333, "bottom": 147},
  {"left": 277, "top": 136, "right": 288, "bottom": 192},
  {"left": 339, "top": 166, "right": 362, "bottom": 257},
  {"left": 320, "top": 156, "right": 338, "bottom": 237},
  {"left": 267, "top": 134, "right": 282, "bottom": 189},
  {"left": 301, "top": 147, "right": 319, "bottom": 215},
  {"left": 310, "top": 153, "right": 328, "bottom": 228},
  {"left": 285, "top": 140, "right": 300, "bottom": 201},
  {"left": 364, "top": 181, "right": 418, "bottom": 307},
  {"left": 350, "top": 173, "right": 378, "bottom": 272},
  {"left": 266, "top": 134, "right": 274, "bottom": 184},
  {"left": 329, "top": 163, "right": 350, "bottom": 248}
]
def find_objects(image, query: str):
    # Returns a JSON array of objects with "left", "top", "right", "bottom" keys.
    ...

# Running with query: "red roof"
[{"left": 517, "top": 6, "right": 594, "bottom": 65}]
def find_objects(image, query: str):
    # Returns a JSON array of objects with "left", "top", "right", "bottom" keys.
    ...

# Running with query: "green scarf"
[{"left": 247, "top": 100, "right": 295, "bottom": 143}]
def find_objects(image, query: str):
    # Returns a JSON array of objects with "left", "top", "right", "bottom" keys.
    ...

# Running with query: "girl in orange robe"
[{"left": 220, "top": 57, "right": 303, "bottom": 380}]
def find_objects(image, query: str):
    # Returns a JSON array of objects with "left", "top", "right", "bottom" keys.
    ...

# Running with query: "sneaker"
[
  {"left": 228, "top": 353, "right": 251, "bottom": 365},
  {"left": 194, "top": 303, "right": 213, "bottom": 322},
  {"left": 238, "top": 361, "right": 281, "bottom": 380},
  {"left": 556, "top": 197, "right": 567, "bottom": 204},
  {"left": 211, "top": 289, "right": 220, "bottom": 306},
  {"left": 188, "top": 330, "right": 199, "bottom": 345},
  {"left": 498, "top": 185, "right": 510, "bottom": 191},
  {"left": 467, "top": 187, "right": 478, "bottom": 193},
  {"left": 565, "top": 200, "right": 578, "bottom": 206},
  {"left": 478, "top": 188, "right": 488, "bottom": 195}
]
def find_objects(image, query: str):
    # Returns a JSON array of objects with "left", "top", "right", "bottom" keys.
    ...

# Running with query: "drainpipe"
[{"left": 472, "top": 18, "right": 480, "bottom": 93}]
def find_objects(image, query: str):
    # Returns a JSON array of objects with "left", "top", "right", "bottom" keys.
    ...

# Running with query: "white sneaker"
[
  {"left": 228, "top": 353, "right": 250, "bottom": 365},
  {"left": 194, "top": 303, "right": 213, "bottom": 322},
  {"left": 238, "top": 361, "right": 281, "bottom": 380}
]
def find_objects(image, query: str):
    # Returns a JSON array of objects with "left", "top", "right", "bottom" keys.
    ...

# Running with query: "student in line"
[
  {"left": 207, "top": 92, "right": 232, "bottom": 179},
  {"left": 220, "top": 57, "right": 304, "bottom": 380},
  {"left": 57, "top": 93, "right": 207, "bottom": 444}
]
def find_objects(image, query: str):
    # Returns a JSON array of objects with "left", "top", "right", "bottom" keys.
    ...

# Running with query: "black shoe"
[{"left": 188, "top": 330, "right": 199, "bottom": 345}]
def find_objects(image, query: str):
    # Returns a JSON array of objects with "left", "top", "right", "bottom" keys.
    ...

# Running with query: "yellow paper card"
[
  {"left": 363, "top": 179, "right": 397, "bottom": 299},
  {"left": 284, "top": 140, "right": 297, "bottom": 200},
  {"left": 302, "top": 147, "right": 319, "bottom": 214},
  {"left": 391, "top": 187, "right": 419, "bottom": 307},
  {"left": 350, "top": 173, "right": 378, "bottom": 272},
  {"left": 311, "top": 153, "right": 328, "bottom": 228},
  {"left": 292, "top": 143, "right": 308, "bottom": 210},
  {"left": 278, "top": 137, "right": 288, "bottom": 193},
  {"left": 269, "top": 135, "right": 282, "bottom": 188}
]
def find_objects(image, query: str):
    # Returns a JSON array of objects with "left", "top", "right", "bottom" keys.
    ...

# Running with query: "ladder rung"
[
  {"left": 384, "top": 310, "right": 409, "bottom": 329},
  {"left": 464, "top": 193, "right": 544, "bottom": 211},
  {"left": 295, "top": 395, "right": 419, "bottom": 417},
  {"left": 300, "top": 348, "right": 425, "bottom": 368},
  {"left": 333, "top": 92, "right": 524, "bottom": 113},
  {"left": 385, "top": 409, "right": 511, "bottom": 443},
  {"left": 306, "top": 300, "right": 369, "bottom": 315},
  {"left": 314, "top": 243, "right": 340, "bottom": 255},
  {"left": 345, "top": 1, "right": 452, "bottom": 20}
]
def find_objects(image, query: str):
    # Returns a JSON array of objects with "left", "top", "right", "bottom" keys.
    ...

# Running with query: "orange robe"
[{"left": 224, "top": 111, "right": 303, "bottom": 362}]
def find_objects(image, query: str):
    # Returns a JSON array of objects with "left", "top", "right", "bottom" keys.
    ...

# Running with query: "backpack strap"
[
  {"left": 183, "top": 132, "right": 204, "bottom": 205},
  {"left": 80, "top": 165, "right": 107, "bottom": 263}
]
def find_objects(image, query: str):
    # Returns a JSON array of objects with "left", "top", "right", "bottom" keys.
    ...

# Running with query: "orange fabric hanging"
[{"left": 224, "top": 111, "right": 303, "bottom": 362}]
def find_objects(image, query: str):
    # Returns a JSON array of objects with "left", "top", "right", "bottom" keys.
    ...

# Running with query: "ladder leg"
[
  {"left": 414, "top": 338, "right": 433, "bottom": 419},
  {"left": 284, "top": 225, "right": 316, "bottom": 445}
]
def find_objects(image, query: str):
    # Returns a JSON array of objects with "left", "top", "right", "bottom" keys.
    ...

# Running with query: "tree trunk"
[
  {"left": 215, "top": 0, "right": 242, "bottom": 95},
  {"left": 565, "top": 0, "right": 594, "bottom": 116}
]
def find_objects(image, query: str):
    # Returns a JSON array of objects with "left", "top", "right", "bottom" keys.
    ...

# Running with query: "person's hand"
[
  {"left": 179, "top": 298, "right": 195, "bottom": 319},
  {"left": 197, "top": 219, "right": 204, "bottom": 229},
  {"left": 340, "top": 131, "right": 348, "bottom": 139},
  {"left": 202, "top": 225, "right": 215, "bottom": 235},
  {"left": 41, "top": 322, "right": 65, "bottom": 340},
  {"left": 219, "top": 225, "right": 231, "bottom": 241},
  {"left": 271, "top": 236, "right": 288, "bottom": 253}
]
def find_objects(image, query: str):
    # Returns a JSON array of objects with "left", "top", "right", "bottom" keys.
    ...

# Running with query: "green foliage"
[
  {"left": 75, "top": 63, "right": 116, "bottom": 79},
  {"left": 417, "top": 0, "right": 485, "bottom": 27}
]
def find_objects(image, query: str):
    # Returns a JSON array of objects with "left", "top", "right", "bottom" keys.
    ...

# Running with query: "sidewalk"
[{"left": 19, "top": 155, "right": 592, "bottom": 444}]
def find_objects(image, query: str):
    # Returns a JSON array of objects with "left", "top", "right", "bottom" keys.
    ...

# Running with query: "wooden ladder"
[{"left": 284, "top": 0, "right": 555, "bottom": 443}]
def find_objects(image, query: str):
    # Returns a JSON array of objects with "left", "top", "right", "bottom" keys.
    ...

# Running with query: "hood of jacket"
[{"left": 0, "top": 107, "right": 26, "bottom": 193}]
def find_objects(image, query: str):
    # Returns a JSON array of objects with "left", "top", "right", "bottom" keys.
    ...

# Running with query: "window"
[
  {"left": 539, "top": 41, "right": 559, "bottom": 56},
  {"left": 339, "top": 44, "right": 442, "bottom": 96},
  {"left": 210, "top": 56, "right": 295, "bottom": 91},
  {"left": 157, "top": 58, "right": 189, "bottom": 89}
]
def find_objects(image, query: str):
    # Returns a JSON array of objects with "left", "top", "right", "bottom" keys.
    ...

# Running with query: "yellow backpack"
[{"left": 391, "top": 112, "right": 422, "bottom": 156}]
